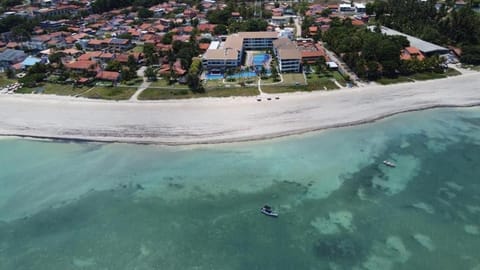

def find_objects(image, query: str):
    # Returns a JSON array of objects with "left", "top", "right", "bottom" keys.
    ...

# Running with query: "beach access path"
[{"left": 0, "top": 72, "right": 480, "bottom": 145}]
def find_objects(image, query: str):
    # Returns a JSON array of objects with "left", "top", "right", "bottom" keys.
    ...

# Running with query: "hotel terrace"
[{"left": 202, "top": 31, "right": 302, "bottom": 74}]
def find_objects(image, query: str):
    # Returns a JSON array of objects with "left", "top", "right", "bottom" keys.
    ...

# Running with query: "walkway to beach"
[{"left": 129, "top": 66, "right": 151, "bottom": 101}]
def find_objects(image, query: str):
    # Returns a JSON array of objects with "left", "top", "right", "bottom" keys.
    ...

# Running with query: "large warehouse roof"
[{"left": 369, "top": 26, "right": 449, "bottom": 55}]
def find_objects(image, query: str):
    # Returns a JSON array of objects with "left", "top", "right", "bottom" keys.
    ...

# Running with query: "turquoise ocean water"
[{"left": 1, "top": 108, "right": 480, "bottom": 270}]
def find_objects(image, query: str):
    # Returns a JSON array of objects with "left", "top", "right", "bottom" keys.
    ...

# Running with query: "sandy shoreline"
[{"left": 1, "top": 72, "right": 480, "bottom": 145}]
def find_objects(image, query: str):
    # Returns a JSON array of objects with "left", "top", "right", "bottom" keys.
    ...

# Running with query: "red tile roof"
[
  {"left": 96, "top": 70, "right": 120, "bottom": 81},
  {"left": 65, "top": 60, "right": 97, "bottom": 70}
]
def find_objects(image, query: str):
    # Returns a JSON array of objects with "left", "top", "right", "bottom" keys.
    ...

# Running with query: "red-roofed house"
[
  {"left": 65, "top": 60, "right": 97, "bottom": 72},
  {"left": 199, "top": 42, "right": 210, "bottom": 53},
  {"left": 96, "top": 70, "right": 120, "bottom": 82},
  {"left": 401, "top": 46, "right": 425, "bottom": 61},
  {"left": 198, "top": 24, "right": 216, "bottom": 33},
  {"left": 159, "top": 59, "right": 186, "bottom": 76}
]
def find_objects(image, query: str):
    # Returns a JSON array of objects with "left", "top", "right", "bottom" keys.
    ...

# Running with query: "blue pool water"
[
  {"left": 206, "top": 71, "right": 258, "bottom": 80},
  {"left": 206, "top": 73, "right": 224, "bottom": 80},
  {"left": 253, "top": 53, "right": 270, "bottom": 66}
]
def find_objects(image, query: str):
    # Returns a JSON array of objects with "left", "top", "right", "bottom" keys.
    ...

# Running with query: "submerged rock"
[
  {"left": 311, "top": 211, "right": 355, "bottom": 234},
  {"left": 359, "top": 236, "right": 411, "bottom": 270},
  {"left": 314, "top": 235, "right": 364, "bottom": 262}
]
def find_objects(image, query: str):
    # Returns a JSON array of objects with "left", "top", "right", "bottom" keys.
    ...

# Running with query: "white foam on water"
[
  {"left": 466, "top": 205, "right": 480, "bottom": 215},
  {"left": 464, "top": 225, "right": 479, "bottom": 235},
  {"left": 445, "top": 181, "right": 464, "bottom": 192},
  {"left": 413, "top": 234, "right": 436, "bottom": 251},
  {"left": 411, "top": 202, "right": 435, "bottom": 214},
  {"left": 73, "top": 257, "right": 96, "bottom": 267}
]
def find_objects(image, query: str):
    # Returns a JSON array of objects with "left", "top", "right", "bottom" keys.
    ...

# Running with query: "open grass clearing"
[
  {"left": 332, "top": 71, "right": 348, "bottom": 86},
  {"left": 306, "top": 74, "right": 340, "bottom": 90},
  {"left": 262, "top": 85, "right": 308, "bottom": 93},
  {"left": 16, "top": 83, "right": 86, "bottom": 96},
  {"left": 139, "top": 86, "right": 258, "bottom": 100},
  {"left": 131, "top": 45, "right": 144, "bottom": 53},
  {"left": 376, "top": 76, "right": 414, "bottom": 85},
  {"left": 80, "top": 86, "right": 137, "bottom": 100},
  {"left": 149, "top": 79, "right": 189, "bottom": 89},
  {"left": 0, "top": 74, "right": 16, "bottom": 87},
  {"left": 281, "top": 73, "right": 306, "bottom": 85}
]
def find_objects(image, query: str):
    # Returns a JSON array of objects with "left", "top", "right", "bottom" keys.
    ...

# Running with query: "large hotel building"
[{"left": 202, "top": 31, "right": 302, "bottom": 73}]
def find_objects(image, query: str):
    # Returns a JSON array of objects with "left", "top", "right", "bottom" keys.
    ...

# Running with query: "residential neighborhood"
[{"left": 0, "top": 0, "right": 478, "bottom": 99}]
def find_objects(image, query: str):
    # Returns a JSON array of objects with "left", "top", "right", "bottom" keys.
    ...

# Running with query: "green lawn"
[
  {"left": 332, "top": 71, "right": 348, "bottom": 87},
  {"left": 139, "top": 87, "right": 259, "bottom": 100},
  {"left": 376, "top": 76, "right": 414, "bottom": 85},
  {"left": 410, "top": 72, "right": 447, "bottom": 81},
  {"left": 149, "top": 79, "right": 189, "bottom": 89},
  {"left": 0, "top": 74, "right": 16, "bottom": 87},
  {"left": 16, "top": 83, "right": 86, "bottom": 96},
  {"left": 281, "top": 73, "right": 306, "bottom": 85},
  {"left": 377, "top": 68, "right": 461, "bottom": 85},
  {"left": 80, "top": 87, "right": 137, "bottom": 100},
  {"left": 131, "top": 45, "right": 144, "bottom": 53},
  {"left": 262, "top": 85, "right": 308, "bottom": 93},
  {"left": 306, "top": 74, "right": 340, "bottom": 90}
]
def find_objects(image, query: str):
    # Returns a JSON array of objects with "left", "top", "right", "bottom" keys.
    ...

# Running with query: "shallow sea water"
[{"left": 0, "top": 108, "right": 480, "bottom": 270}]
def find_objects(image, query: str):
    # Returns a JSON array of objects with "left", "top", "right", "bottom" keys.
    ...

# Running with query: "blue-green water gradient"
[{"left": 1, "top": 108, "right": 480, "bottom": 270}]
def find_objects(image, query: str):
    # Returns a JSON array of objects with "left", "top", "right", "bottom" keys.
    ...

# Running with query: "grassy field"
[
  {"left": 376, "top": 68, "right": 461, "bottom": 85},
  {"left": 149, "top": 79, "right": 189, "bottom": 89},
  {"left": 282, "top": 73, "right": 306, "bottom": 85},
  {"left": 131, "top": 45, "right": 144, "bottom": 53},
  {"left": 0, "top": 74, "right": 17, "bottom": 87},
  {"left": 139, "top": 87, "right": 259, "bottom": 100},
  {"left": 16, "top": 83, "right": 86, "bottom": 95},
  {"left": 332, "top": 71, "right": 348, "bottom": 87},
  {"left": 306, "top": 74, "right": 340, "bottom": 90},
  {"left": 262, "top": 85, "right": 308, "bottom": 93},
  {"left": 376, "top": 76, "right": 414, "bottom": 85},
  {"left": 80, "top": 87, "right": 137, "bottom": 100}
]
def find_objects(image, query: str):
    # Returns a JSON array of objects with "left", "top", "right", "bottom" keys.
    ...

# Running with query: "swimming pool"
[
  {"left": 252, "top": 54, "right": 270, "bottom": 66},
  {"left": 205, "top": 73, "right": 224, "bottom": 80},
  {"left": 206, "top": 71, "right": 258, "bottom": 80}
]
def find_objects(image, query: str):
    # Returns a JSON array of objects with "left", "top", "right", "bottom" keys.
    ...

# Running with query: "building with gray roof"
[
  {"left": 0, "top": 49, "right": 27, "bottom": 69},
  {"left": 368, "top": 26, "right": 449, "bottom": 56}
]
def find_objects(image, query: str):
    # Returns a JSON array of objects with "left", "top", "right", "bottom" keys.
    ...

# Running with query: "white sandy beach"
[{"left": 0, "top": 72, "right": 480, "bottom": 145}]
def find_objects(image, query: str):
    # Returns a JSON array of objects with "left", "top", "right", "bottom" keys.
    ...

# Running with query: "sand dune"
[{"left": 1, "top": 72, "right": 479, "bottom": 145}]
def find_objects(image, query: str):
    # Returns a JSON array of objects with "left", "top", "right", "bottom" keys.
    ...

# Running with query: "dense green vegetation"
[
  {"left": 367, "top": 0, "right": 480, "bottom": 64},
  {"left": 0, "top": 15, "right": 39, "bottom": 40},
  {"left": 206, "top": 0, "right": 271, "bottom": 34},
  {"left": 323, "top": 19, "right": 444, "bottom": 80}
]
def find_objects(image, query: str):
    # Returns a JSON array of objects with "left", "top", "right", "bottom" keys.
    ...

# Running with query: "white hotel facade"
[{"left": 202, "top": 31, "right": 301, "bottom": 73}]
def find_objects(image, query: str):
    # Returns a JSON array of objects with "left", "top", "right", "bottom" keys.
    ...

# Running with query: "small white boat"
[
  {"left": 261, "top": 205, "right": 278, "bottom": 217},
  {"left": 383, "top": 160, "right": 396, "bottom": 168}
]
